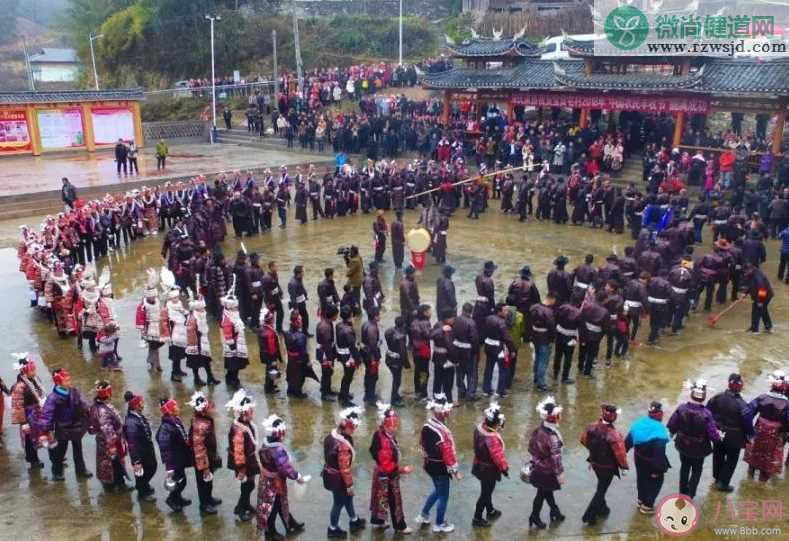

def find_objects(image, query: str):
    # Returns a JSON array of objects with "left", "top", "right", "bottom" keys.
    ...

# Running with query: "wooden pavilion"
[{"left": 423, "top": 35, "right": 789, "bottom": 154}]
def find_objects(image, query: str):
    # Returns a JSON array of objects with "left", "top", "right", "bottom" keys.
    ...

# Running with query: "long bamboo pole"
[{"left": 405, "top": 165, "right": 525, "bottom": 200}]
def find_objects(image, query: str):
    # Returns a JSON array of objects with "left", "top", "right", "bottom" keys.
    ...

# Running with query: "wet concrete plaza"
[
  {"left": 0, "top": 202, "right": 786, "bottom": 541},
  {"left": 0, "top": 143, "right": 331, "bottom": 197}
]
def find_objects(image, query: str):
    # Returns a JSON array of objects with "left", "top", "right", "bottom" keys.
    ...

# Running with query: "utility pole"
[
  {"left": 399, "top": 0, "right": 403, "bottom": 65},
  {"left": 205, "top": 14, "right": 222, "bottom": 142},
  {"left": 272, "top": 29, "right": 279, "bottom": 96},
  {"left": 89, "top": 33, "right": 104, "bottom": 91},
  {"left": 291, "top": 3, "right": 303, "bottom": 93},
  {"left": 21, "top": 36, "right": 35, "bottom": 91}
]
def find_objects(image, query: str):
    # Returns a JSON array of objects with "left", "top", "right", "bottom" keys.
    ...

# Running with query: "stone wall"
[{"left": 142, "top": 121, "right": 210, "bottom": 145}]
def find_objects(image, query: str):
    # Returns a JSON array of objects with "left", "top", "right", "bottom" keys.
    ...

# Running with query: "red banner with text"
[{"left": 510, "top": 92, "right": 710, "bottom": 113}]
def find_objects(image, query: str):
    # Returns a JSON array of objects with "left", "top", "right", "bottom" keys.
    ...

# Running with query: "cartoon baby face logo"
[{"left": 656, "top": 494, "right": 700, "bottom": 537}]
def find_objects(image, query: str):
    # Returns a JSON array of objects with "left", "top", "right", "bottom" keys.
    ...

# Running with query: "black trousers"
[
  {"left": 117, "top": 159, "right": 128, "bottom": 175},
  {"left": 750, "top": 300, "right": 772, "bottom": 332},
  {"left": 474, "top": 477, "right": 497, "bottom": 519},
  {"left": 635, "top": 456, "right": 664, "bottom": 507},
  {"left": 581, "top": 339, "right": 601, "bottom": 375},
  {"left": 648, "top": 303, "right": 668, "bottom": 343},
  {"left": 362, "top": 356, "right": 379, "bottom": 403},
  {"left": 129, "top": 157, "right": 139, "bottom": 174},
  {"left": 413, "top": 354, "right": 430, "bottom": 397},
  {"left": 778, "top": 252, "right": 789, "bottom": 281},
  {"left": 338, "top": 357, "right": 356, "bottom": 401},
  {"left": 582, "top": 467, "right": 615, "bottom": 522},
  {"left": 236, "top": 477, "right": 256, "bottom": 512},
  {"left": 531, "top": 488, "right": 559, "bottom": 518},
  {"left": 320, "top": 362, "right": 334, "bottom": 395},
  {"left": 712, "top": 440, "right": 741, "bottom": 487},
  {"left": 50, "top": 437, "right": 87, "bottom": 476},
  {"left": 388, "top": 363, "right": 403, "bottom": 403},
  {"left": 157, "top": 156, "right": 166, "bottom": 169},
  {"left": 679, "top": 454, "right": 705, "bottom": 499},
  {"left": 195, "top": 469, "right": 214, "bottom": 507},
  {"left": 433, "top": 358, "right": 454, "bottom": 402},
  {"left": 553, "top": 336, "right": 575, "bottom": 379},
  {"left": 134, "top": 455, "right": 157, "bottom": 496},
  {"left": 629, "top": 308, "right": 641, "bottom": 340},
  {"left": 167, "top": 468, "right": 187, "bottom": 504},
  {"left": 24, "top": 435, "right": 40, "bottom": 464}
]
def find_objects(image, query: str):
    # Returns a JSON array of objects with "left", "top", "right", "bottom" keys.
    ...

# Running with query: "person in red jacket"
[
  {"left": 580, "top": 404, "right": 629, "bottom": 525},
  {"left": 369, "top": 403, "right": 414, "bottom": 533},
  {"left": 472, "top": 403, "right": 509, "bottom": 528}
]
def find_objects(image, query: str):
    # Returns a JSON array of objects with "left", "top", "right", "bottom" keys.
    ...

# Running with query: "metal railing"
[{"left": 143, "top": 81, "right": 278, "bottom": 100}]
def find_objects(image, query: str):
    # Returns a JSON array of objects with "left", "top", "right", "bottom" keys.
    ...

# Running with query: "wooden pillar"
[
  {"left": 584, "top": 59, "right": 593, "bottom": 76},
  {"left": 82, "top": 103, "right": 96, "bottom": 152},
  {"left": 26, "top": 105, "right": 42, "bottom": 156},
  {"left": 442, "top": 91, "right": 450, "bottom": 126},
  {"left": 772, "top": 105, "right": 786, "bottom": 155},
  {"left": 131, "top": 101, "right": 144, "bottom": 147},
  {"left": 507, "top": 99, "right": 513, "bottom": 122},
  {"left": 579, "top": 108, "right": 589, "bottom": 129},
  {"left": 673, "top": 111, "right": 685, "bottom": 148}
]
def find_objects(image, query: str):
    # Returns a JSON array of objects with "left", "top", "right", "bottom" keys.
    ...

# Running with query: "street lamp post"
[
  {"left": 398, "top": 0, "right": 403, "bottom": 65},
  {"left": 205, "top": 14, "right": 222, "bottom": 143},
  {"left": 89, "top": 33, "right": 104, "bottom": 91}
]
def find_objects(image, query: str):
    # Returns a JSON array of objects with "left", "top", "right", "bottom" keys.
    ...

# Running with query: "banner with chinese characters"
[
  {"left": 91, "top": 107, "right": 135, "bottom": 146},
  {"left": 0, "top": 110, "right": 32, "bottom": 153},
  {"left": 37, "top": 108, "right": 85, "bottom": 149},
  {"left": 510, "top": 92, "right": 710, "bottom": 113}
]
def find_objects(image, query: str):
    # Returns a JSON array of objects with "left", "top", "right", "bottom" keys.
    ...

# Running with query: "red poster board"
[{"left": 0, "top": 110, "right": 32, "bottom": 153}]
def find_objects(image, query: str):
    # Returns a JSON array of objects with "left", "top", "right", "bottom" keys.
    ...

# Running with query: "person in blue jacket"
[{"left": 625, "top": 401, "right": 671, "bottom": 515}]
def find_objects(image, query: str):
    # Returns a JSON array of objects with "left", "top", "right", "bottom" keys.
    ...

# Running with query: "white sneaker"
[
  {"left": 432, "top": 523, "right": 455, "bottom": 533},
  {"left": 396, "top": 526, "right": 414, "bottom": 535},
  {"left": 414, "top": 514, "right": 430, "bottom": 528}
]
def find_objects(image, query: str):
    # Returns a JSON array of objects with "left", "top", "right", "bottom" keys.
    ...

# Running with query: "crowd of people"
[
  {"left": 3, "top": 352, "right": 787, "bottom": 537},
  {"left": 6, "top": 108, "right": 789, "bottom": 537}
]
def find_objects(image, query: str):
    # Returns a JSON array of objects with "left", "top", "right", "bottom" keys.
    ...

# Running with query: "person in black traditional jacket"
[
  {"left": 707, "top": 373, "right": 749, "bottom": 492},
  {"left": 123, "top": 391, "right": 157, "bottom": 502},
  {"left": 384, "top": 316, "right": 409, "bottom": 407},
  {"left": 336, "top": 305, "right": 360, "bottom": 407},
  {"left": 226, "top": 389, "right": 259, "bottom": 522},
  {"left": 323, "top": 407, "right": 366, "bottom": 539},
  {"left": 471, "top": 403, "right": 509, "bottom": 528},
  {"left": 435, "top": 265, "right": 457, "bottom": 319},
  {"left": 188, "top": 391, "right": 223, "bottom": 515},
  {"left": 285, "top": 309, "right": 317, "bottom": 399},
  {"left": 156, "top": 397, "right": 193, "bottom": 512},
  {"left": 360, "top": 307, "right": 382, "bottom": 405},
  {"left": 288, "top": 266, "right": 310, "bottom": 337}
]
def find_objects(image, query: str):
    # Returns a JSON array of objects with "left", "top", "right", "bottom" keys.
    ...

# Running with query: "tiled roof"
[
  {"left": 0, "top": 89, "right": 144, "bottom": 105},
  {"left": 554, "top": 64, "right": 704, "bottom": 90},
  {"left": 448, "top": 37, "right": 541, "bottom": 58},
  {"left": 699, "top": 58, "right": 789, "bottom": 94},
  {"left": 422, "top": 58, "right": 789, "bottom": 96},
  {"left": 29, "top": 48, "right": 80, "bottom": 64}
]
